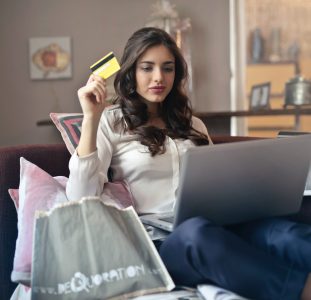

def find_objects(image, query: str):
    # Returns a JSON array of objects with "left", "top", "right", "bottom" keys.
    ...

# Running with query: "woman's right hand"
[
  {"left": 77, "top": 74, "right": 108, "bottom": 120},
  {"left": 76, "top": 74, "right": 108, "bottom": 156}
]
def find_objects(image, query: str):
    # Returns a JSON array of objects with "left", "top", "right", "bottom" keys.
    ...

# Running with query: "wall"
[{"left": 0, "top": 0, "right": 230, "bottom": 146}]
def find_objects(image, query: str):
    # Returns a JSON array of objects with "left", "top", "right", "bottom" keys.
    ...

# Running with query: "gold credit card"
[{"left": 90, "top": 52, "right": 120, "bottom": 79}]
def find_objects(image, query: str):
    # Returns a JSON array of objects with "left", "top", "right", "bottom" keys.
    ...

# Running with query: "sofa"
[{"left": 1, "top": 136, "right": 310, "bottom": 300}]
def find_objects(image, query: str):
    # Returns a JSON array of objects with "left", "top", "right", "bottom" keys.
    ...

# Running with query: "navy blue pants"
[{"left": 159, "top": 217, "right": 311, "bottom": 300}]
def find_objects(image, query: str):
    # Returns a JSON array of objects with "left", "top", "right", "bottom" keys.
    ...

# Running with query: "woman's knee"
[
  {"left": 178, "top": 215, "right": 211, "bottom": 231},
  {"left": 168, "top": 216, "right": 214, "bottom": 245},
  {"left": 159, "top": 216, "right": 243, "bottom": 286},
  {"left": 160, "top": 216, "right": 231, "bottom": 259}
]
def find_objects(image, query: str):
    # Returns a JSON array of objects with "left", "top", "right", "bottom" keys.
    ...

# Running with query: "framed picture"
[
  {"left": 29, "top": 37, "right": 72, "bottom": 80},
  {"left": 249, "top": 82, "right": 271, "bottom": 110}
]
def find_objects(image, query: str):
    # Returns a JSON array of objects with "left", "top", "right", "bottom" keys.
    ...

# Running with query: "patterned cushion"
[{"left": 50, "top": 113, "right": 83, "bottom": 154}]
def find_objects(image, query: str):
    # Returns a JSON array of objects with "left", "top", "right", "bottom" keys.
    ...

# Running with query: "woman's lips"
[{"left": 149, "top": 86, "right": 165, "bottom": 94}]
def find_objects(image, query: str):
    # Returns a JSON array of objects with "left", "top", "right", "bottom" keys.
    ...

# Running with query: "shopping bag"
[{"left": 31, "top": 197, "right": 175, "bottom": 300}]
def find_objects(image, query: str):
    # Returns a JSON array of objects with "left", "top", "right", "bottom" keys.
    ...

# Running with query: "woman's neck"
[
  {"left": 138, "top": 97, "right": 165, "bottom": 128},
  {"left": 148, "top": 110, "right": 160, "bottom": 119},
  {"left": 147, "top": 103, "right": 159, "bottom": 114},
  {"left": 140, "top": 96, "right": 160, "bottom": 115},
  {"left": 147, "top": 116, "right": 166, "bottom": 129},
  {"left": 147, "top": 103, "right": 162, "bottom": 122},
  {"left": 147, "top": 109, "right": 165, "bottom": 129}
]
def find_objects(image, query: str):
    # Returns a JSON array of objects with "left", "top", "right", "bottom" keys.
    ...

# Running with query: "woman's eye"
[
  {"left": 141, "top": 66, "right": 152, "bottom": 72},
  {"left": 139, "top": 65, "right": 174, "bottom": 73},
  {"left": 163, "top": 67, "right": 174, "bottom": 73}
]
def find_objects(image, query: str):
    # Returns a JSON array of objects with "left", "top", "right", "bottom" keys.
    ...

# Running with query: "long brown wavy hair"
[{"left": 113, "top": 27, "right": 209, "bottom": 156}]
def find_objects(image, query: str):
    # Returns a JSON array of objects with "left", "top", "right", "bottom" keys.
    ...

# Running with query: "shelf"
[
  {"left": 195, "top": 107, "right": 311, "bottom": 118},
  {"left": 195, "top": 107, "right": 311, "bottom": 136}
]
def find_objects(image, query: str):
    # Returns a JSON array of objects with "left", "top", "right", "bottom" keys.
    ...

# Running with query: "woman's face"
[{"left": 135, "top": 44, "right": 175, "bottom": 110}]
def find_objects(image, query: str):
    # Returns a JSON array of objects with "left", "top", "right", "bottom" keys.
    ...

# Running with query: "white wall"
[{"left": 0, "top": 0, "right": 230, "bottom": 146}]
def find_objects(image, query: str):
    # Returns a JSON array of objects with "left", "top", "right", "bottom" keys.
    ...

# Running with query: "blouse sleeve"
[
  {"left": 192, "top": 116, "right": 214, "bottom": 145},
  {"left": 66, "top": 109, "right": 114, "bottom": 201}
]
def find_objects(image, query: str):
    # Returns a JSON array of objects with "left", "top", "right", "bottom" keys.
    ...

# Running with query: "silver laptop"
[
  {"left": 278, "top": 131, "right": 311, "bottom": 196},
  {"left": 140, "top": 134, "right": 311, "bottom": 232}
]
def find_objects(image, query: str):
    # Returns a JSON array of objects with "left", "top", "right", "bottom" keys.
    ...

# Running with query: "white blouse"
[{"left": 66, "top": 105, "right": 210, "bottom": 214}]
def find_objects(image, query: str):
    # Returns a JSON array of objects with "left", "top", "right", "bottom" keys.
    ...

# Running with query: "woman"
[{"left": 66, "top": 27, "right": 311, "bottom": 299}]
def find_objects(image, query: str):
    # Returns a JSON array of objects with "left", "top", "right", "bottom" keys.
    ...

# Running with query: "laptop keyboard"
[{"left": 159, "top": 216, "right": 175, "bottom": 223}]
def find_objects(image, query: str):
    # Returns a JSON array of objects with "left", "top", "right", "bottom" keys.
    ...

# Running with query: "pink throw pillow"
[
  {"left": 103, "top": 181, "right": 135, "bottom": 209},
  {"left": 10, "top": 158, "right": 68, "bottom": 286},
  {"left": 8, "top": 188, "right": 19, "bottom": 210},
  {"left": 8, "top": 177, "right": 67, "bottom": 211},
  {"left": 9, "top": 158, "right": 134, "bottom": 287}
]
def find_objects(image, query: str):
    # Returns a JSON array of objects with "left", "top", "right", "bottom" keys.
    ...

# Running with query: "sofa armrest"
[
  {"left": 0, "top": 143, "right": 70, "bottom": 299},
  {"left": 211, "top": 135, "right": 265, "bottom": 144}
]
